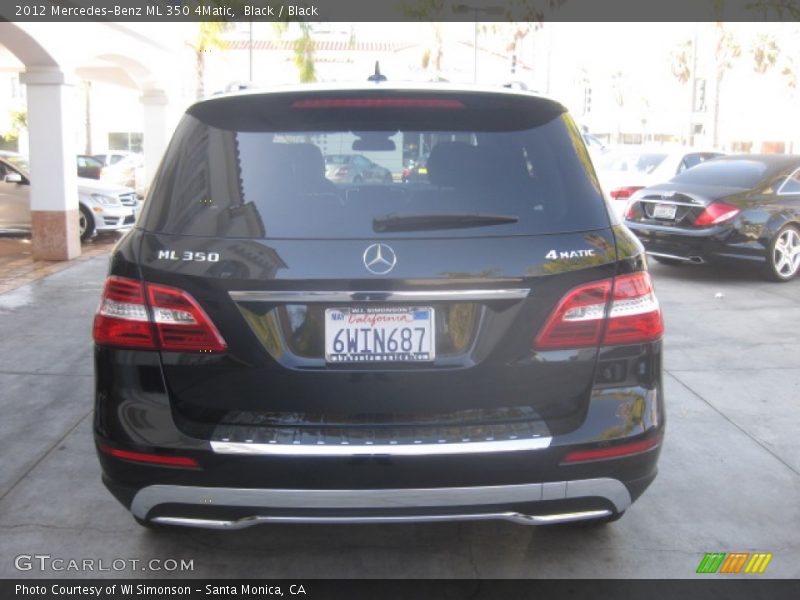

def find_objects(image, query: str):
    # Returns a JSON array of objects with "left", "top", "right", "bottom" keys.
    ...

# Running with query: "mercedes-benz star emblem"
[{"left": 363, "top": 243, "right": 397, "bottom": 275}]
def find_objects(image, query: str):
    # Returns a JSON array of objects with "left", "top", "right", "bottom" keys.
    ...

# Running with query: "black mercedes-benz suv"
[{"left": 93, "top": 83, "right": 665, "bottom": 530}]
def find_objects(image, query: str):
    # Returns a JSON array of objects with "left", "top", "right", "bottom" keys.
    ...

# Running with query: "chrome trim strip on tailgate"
[
  {"left": 229, "top": 289, "right": 530, "bottom": 303},
  {"left": 211, "top": 436, "right": 551, "bottom": 457},
  {"left": 131, "top": 478, "right": 632, "bottom": 520}
]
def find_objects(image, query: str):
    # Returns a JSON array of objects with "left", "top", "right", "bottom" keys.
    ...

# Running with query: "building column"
[
  {"left": 20, "top": 68, "right": 80, "bottom": 261},
  {"left": 140, "top": 89, "right": 168, "bottom": 189}
]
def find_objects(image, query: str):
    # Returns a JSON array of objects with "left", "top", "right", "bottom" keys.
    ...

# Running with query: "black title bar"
[{"left": 1, "top": 0, "right": 800, "bottom": 22}]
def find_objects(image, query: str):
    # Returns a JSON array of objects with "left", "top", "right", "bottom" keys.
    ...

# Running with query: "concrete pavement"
[{"left": 0, "top": 254, "right": 798, "bottom": 578}]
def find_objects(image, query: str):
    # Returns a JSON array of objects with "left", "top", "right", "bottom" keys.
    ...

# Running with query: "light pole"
[
  {"left": 454, "top": 4, "right": 504, "bottom": 83},
  {"left": 248, "top": 21, "right": 253, "bottom": 82}
]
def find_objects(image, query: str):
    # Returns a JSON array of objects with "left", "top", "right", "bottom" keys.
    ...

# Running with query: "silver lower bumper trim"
[
  {"left": 131, "top": 478, "right": 631, "bottom": 524},
  {"left": 150, "top": 510, "right": 613, "bottom": 530}
]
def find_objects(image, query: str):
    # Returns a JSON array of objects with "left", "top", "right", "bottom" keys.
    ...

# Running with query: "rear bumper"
[
  {"left": 625, "top": 221, "right": 766, "bottom": 264},
  {"left": 112, "top": 476, "right": 646, "bottom": 528}
]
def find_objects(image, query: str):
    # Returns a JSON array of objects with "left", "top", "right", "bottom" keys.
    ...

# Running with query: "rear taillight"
[
  {"left": 693, "top": 201, "right": 740, "bottom": 226},
  {"left": 609, "top": 186, "right": 644, "bottom": 200},
  {"left": 534, "top": 272, "right": 663, "bottom": 350},
  {"left": 603, "top": 272, "right": 664, "bottom": 345},
  {"left": 93, "top": 276, "right": 227, "bottom": 352}
]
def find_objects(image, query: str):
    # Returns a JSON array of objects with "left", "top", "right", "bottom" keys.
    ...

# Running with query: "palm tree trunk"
[
  {"left": 196, "top": 50, "right": 205, "bottom": 100},
  {"left": 712, "top": 70, "right": 722, "bottom": 148}
]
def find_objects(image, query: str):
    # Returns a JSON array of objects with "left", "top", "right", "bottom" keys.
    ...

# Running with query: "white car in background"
[
  {"left": 93, "top": 151, "right": 146, "bottom": 198},
  {"left": 0, "top": 152, "right": 140, "bottom": 241},
  {"left": 596, "top": 147, "right": 724, "bottom": 218}
]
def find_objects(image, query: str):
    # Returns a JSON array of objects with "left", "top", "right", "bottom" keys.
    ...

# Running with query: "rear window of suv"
[{"left": 141, "top": 91, "right": 608, "bottom": 239}]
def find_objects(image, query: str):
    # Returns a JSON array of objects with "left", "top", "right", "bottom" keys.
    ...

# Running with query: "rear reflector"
[
  {"left": 93, "top": 277, "right": 227, "bottom": 352},
  {"left": 534, "top": 272, "right": 663, "bottom": 350},
  {"left": 98, "top": 444, "right": 200, "bottom": 468},
  {"left": 694, "top": 201, "right": 740, "bottom": 226},
  {"left": 291, "top": 98, "right": 465, "bottom": 109},
  {"left": 609, "top": 186, "right": 644, "bottom": 200},
  {"left": 561, "top": 435, "right": 662, "bottom": 464}
]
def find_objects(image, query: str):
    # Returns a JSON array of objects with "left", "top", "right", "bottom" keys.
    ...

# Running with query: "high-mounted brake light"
[
  {"left": 98, "top": 444, "right": 200, "bottom": 468},
  {"left": 694, "top": 201, "right": 740, "bottom": 226},
  {"left": 93, "top": 277, "right": 227, "bottom": 352},
  {"left": 534, "top": 272, "right": 663, "bottom": 350},
  {"left": 290, "top": 98, "right": 465, "bottom": 109}
]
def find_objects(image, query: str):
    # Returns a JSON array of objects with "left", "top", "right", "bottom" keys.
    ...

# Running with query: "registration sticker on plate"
[
  {"left": 652, "top": 203, "right": 677, "bottom": 220},
  {"left": 325, "top": 307, "right": 435, "bottom": 363}
]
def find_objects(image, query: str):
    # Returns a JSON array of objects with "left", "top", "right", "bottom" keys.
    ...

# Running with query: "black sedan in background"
[{"left": 625, "top": 155, "right": 800, "bottom": 281}]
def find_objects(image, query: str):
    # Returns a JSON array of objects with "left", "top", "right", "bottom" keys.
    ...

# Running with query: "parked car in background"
[
  {"left": 324, "top": 153, "right": 393, "bottom": 184},
  {"left": 597, "top": 147, "right": 724, "bottom": 218},
  {"left": 402, "top": 153, "right": 430, "bottom": 183},
  {"left": 93, "top": 83, "right": 664, "bottom": 531},
  {"left": 581, "top": 133, "right": 609, "bottom": 162},
  {"left": 0, "top": 151, "right": 140, "bottom": 241},
  {"left": 94, "top": 151, "right": 145, "bottom": 197},
  {"left": 77, "top": 155, "right": 103, "bottom": 179},
  {"left": 625, "top": 154, "right": 800, "bottom": 281}
]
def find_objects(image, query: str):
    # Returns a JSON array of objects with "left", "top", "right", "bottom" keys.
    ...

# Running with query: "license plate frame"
[
  {"left": 652, "top": 203, "right": 677, "bottom": 220},
  {"left": 324, "top": 306, "right": 435, "bottom": 363}
]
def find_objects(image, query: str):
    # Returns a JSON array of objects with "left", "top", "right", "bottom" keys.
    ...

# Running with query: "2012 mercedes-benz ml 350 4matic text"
[{"left": 93, "top": 84, "right": 665, "bottom": 530}]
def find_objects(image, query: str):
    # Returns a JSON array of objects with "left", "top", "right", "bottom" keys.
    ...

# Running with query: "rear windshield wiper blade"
[{"left": 373, "top": 213, "right": 519, "bottom": 232}]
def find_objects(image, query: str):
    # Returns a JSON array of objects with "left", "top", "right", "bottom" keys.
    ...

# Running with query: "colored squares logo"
[{"left": 696, "top": 552, "right": 773, "bottom": 574}]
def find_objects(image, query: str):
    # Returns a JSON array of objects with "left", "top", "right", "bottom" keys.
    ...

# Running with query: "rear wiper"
[{"left": 373, "top": 213, "right": 519, "bottom": 232}]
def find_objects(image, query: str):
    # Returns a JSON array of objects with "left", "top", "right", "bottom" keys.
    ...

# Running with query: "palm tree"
[
  {"left": 190, "top": 22, "right": 230, "bottom": 100},
  {"left": 273, "top": 22, "right": 317, "bottom": 83},
  {"left": 711, "top": 23, "right": 741, "bottom": 148},
  {"left": 669, "top": 38, "right": 692, "bottom": 85}
]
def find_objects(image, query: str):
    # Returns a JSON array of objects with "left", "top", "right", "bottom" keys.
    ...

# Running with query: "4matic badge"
[{"left": 545, "top": 249, "right": 597, "bottom": 260}]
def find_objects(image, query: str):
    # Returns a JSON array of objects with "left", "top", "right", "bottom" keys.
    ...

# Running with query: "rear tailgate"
[
  {"left": 139, "top": 231, "right": 617, "bottom": 426},
  {"left": 133, "top": 87, "right": 616, "bottom": 437}
]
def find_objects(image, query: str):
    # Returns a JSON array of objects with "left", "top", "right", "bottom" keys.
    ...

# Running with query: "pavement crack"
[
  {"left": 665, "top": 370, "right": 800, "bottom": 479},
  {"left": 0, "top": 522, "right": 128, "bottom": 535},
  {"left": 457, "top": 522, "right": 480, "bottom": 578},
  {"left": 0, "top": 370, "right": 93, "bottom": 377},
  {"left": 0, "top": 410, "right": 93, "bottom": 503}
]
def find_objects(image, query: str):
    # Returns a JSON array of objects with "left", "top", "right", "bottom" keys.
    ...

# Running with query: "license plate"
[
  {"left": 653, "top": 204, "right": 677, "bottom": 219},
  {"left": 325, "top": 307, "right": 435, "bottom": 363},
  {"left": 417, "top": 167, "right": 428, "bottom": 174}
]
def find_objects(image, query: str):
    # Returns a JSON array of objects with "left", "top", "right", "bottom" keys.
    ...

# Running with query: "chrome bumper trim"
[
  {"left": 150, "top": 510, "right": 613, "bottom": 529},
  {"left": 229, "top": 289, "right": 530, "bottom": 303},
  {"left": 130, "top": 478, "right": 631, "bottom": 521},
  {"left": 211, "top": 436, "right": 552, "bottom": 457}
]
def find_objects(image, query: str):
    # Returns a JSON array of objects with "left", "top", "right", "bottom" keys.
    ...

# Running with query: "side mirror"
[{"left": 4, "top": 172, "right": 23, "bottom": 184}]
